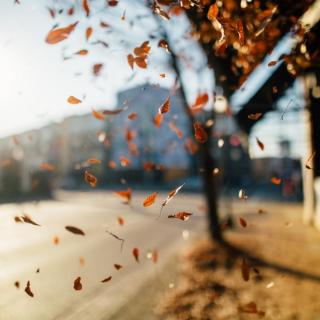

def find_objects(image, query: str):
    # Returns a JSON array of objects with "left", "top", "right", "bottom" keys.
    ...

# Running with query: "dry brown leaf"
[
  {"left": 73, "top": 277, "right": 82, "bottom": 290},
  {"left": 45, "top": 22, "right": 78, "bottom": 44},
  {"left": 143, "top": 192, "right": 158, "bottom": 207},
  {"left": 84, "top": 170, "right": 97, "bottom": 187},
  {"left": 65, "top": 226, "right": 85, "bottom": 236}
]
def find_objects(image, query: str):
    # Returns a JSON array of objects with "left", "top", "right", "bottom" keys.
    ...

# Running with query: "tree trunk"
[{"left": 201, "top": 135, "right": 223, "bottom": 242}]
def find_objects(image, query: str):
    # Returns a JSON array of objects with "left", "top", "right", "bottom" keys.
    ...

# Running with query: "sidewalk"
[{"left": 135, "top": 201, "right": 320, "bottom": 319}]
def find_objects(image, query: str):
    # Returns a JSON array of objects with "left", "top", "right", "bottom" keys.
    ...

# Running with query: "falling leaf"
[
  {"left": 127, "top": 54, "right": 134, "bottom": 69},
  {"left": 79, "top": 257, "right": 85, "bottom": 266},
  {"left": 25, "top": 281, "right": 34, "bottom": 297},
  {"left": 108, "top": 160, "right": 117, "bottom": 169},
  {"left": 184, "top": 138, "right": 199, "bottom": 155},
  {"left": 53, "top": 236, "right": 59, "bottom": 245},
  {"left": 241, "top": 258, "right": 250, "bottom": 281},
  {"left": 45, "top": 22, "right": 78, "bottom": 44},
  {"left": 102, "top": 108, "right": 125, "bottom": 115},
  {"left": 160, "top": 73, "right": 166, "bottom": 78},
  {"left": 128, "top": 112, "right": 137, "bottom": 120},
  {"left": 75, "top": 49, "right": 88, "bottom": 56},
  {"left": 134, "top": 57, "right": 147, "bottom": 69},
  {"left": 143, "top": 162, "right": 156, "bottom": 171},
  {"left": 168, "top": 212, "right": 192, "bottom": 221},
  {"left": 40, "top": 162, "right": 55, "bottom": 172},
  {"left": 14, "top": 281, "right": 20, "bottom": 289},
  {"left": 47, "top": 7, "right": 56, "bottom": 18},
  {"left": 153, "top": 113, "right": 163, "bottom": 128},
  {"left": 190, "top": 93, "right": 209, "bottom": 110},
  {"left": 143, "top": 192, "right": 158, "bottom": 207},
  {"left": 132, "top": 248, "right": 139, "bottom": 262},
  {"left": 158, "top": 39, "right": 170, "bottom": 52},
  {"left": 92, "top": 108, "right": 105, "bottom": 121},
  {"left": 86, "top": 27, "right": 93, "bottom": 41},
  {"left": 159, "top": 97, "right": 170, "bottom": 114},
  {"left": 100, "top": 21, "right": 110, "bottom": 28},
  {"left": 67, "top": 96, "right": 82, "bottom": 104},
  {"left": 120, "top": 156, "right": 130, "bottom": 167},
  {"left": 256, "top": 137, "right": 264, "bottom": 151},
  {"left": 65, "top": 226, "right": 85, "bottom": 236},
  {"left": 168, "top": 121, "right": 183, "bottom": 139},
  {"left": 114, "top": 264, "right": 122, "bottom": 270},
  {"left": 194, "top": 122, "right": 208, "bottom": 143},
  {"left": 84, "top": 170, "right": 97, "bottom": 187},
  {"left": 247, "top": 113, "right": 262, "bottom": 120},
  {"left": 93, "top": 63, "right": 103, "bottom": 76},
  {"left": 113, "top": 188, "right": 132, "bottom": 203},
  {"left": 271, "top": 177, "right": 282, "bottom": 185},
  {"left": 207, "top": 3, "right": 218, "bottom": 21},
  {"left": 118, "top": 217, "right": 124, "bottom": 226},
  {"left": 106, "top": 230, "right": 125, "bottom": 251},
  {"left": 152, "top": 250, "right": 158, "bottom": 263},
  {"left": 21, "top": 215, "right": 41, "bottom": 226},
  {"left": 82, "top": 0, "right": 90, "bottom": 17},
  {"left": 108, "top": 0, "right": 118, "bottom": 6},
  {"left": 36, "top": 268, "right": 40, "bottom": 273},
  {"left": 268, "top": 60, "right": 277, "bottom": 67},
  {"left": 239, "top": 217, "right": 247, "bottom": 228},
  {"left": 160, "top": 184, "right": 185, "bottom": 216},
  {"left": 101, "top": 276, "right": 112, "bottom": 283},
  {"left": 86, "top": 158, "right": 101, "bottom": 165},
  {"left": 73, "top": 277, "right": 82, "bottom": 291}
]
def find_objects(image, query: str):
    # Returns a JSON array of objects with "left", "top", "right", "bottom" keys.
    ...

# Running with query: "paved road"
[{"left": 0, "top": 190, "right": 206, "bottom": 320}]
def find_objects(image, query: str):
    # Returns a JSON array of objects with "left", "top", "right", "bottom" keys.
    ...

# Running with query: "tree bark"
[{"left": 201, "top": 130, "right": 223, "bottom": 242}]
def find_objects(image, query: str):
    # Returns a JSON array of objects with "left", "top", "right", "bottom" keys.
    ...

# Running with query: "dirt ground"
[
  {"left": 156, "top": 202, "right": 320, "bottom": 320},
  {"left": 109, "top": 202, "right": 320, "bottom": 320}
]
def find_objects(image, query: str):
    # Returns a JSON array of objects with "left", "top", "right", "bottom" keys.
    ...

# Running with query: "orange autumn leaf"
[
  {"left": 159, "top": 97, "right": 170, "bottom": 114},
  {"left": 152, "top": 249, "right": 158, "bottom": 263},
  {"left": 134, "top": 57, "right": 147, "bottom": 69},
  {"left": 53, "top": 236, "right": 59, "bottom": 245},
  {"left": 108, "top": 160, "right": 117, "bottom": 169},
  {"left": 248, "top": 113, "right": 262, "bottom": 120},
  {"left": 92, "top": 109, "right": 105, "bottom": 121},
  {"left": 65, "top": 226, "right": 85, "bottom": 236},
  {"left": 93, "top": 63, "right": 103, "bottom": 76},
  {"left": 168, "top": 121, "right": 183, "bottom": 139},
  {"left": 271, "top": 177, "right": 282, "bottom": 185},
  {"left": 82, "top": 0, "right": 90, "bottom": 17},
  {"left": 118, "top": 216, "right": 124, "bottom": 226},
  {"left": 153, "top": 113, "right": 163, "bottom": 128},
  {"left": 73, "top": 277, "right": 82, "bottom": 290},
  {"left": 67, "top": 95, "right": 82, "bottom": 104},
  {"left": 158, "top": 39, "right": 170, "bottom": 52},
  {"left": 86, "top": 158, "right": 101, "bottom": 165},
  {"left": 86, "top": 27, "right": 93, "bottom": 41},
  {"left": 160, "top": 184, "right": 185, "bottom": 216},
  {"left": 120, "top": 156, "right": 130, "bottom": 167},
  {"left": 143, "top": 192, "right": 158, "bottom": 207},
  {"left": 239, "top": 217, "right": 247, "bottom": 228},
  {"left": 256, "top": 137, "right": 265, "bottom": 151},
  {"left": 168, "top": 212, "right": 192, "bottom": 221},
  {"left": 74, "top": 49, "right": 88, "bottom": 56},
  {"left": 194, "top": 122, "right": 208, "bottom": 143},
  {"left": 190, "top": 93, "right": 209, "bottom": 110},
  {"left": 84, "top": 170, "right": 97, "bottom": 187},
  {"left": 132, "top": 248, "right": 139, "bottom": 262},
  {"left": 207, "top": 3, "right": 218, "bottom": 21},
  {"left": 241, "top": 258, "right": 250, "bottom": 281},
  {"left": 40, "top": 162, "right": 55, "bottom": 172},
  {"left": 127, "top": 54, "right": 134, "bottom": 69},
  {"left": 25, "top": 281, "right": 34, "bottom": 297},
  {"left": 128, "top": 112, "right": 137, "bottom": 120},
  {"left": 143, "top": 162, "right": 156, "bottom": 171},
  {"left": 45, "top": 22, "right": 78, "bottom": 44},
  {"left": 113, "top": 188, "right": 132, "bottom": 203},
  {"left": 101, "top": 276, "right": 112, "bottom": 283}
]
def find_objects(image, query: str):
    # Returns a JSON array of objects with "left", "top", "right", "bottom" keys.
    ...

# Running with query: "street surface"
[{"left": 0, "top": 190, "right": 206, "bottom": 320}]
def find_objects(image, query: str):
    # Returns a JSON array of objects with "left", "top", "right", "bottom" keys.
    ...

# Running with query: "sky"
[{"left": 0, "top": 0, "right": 214, "bottom": 139}]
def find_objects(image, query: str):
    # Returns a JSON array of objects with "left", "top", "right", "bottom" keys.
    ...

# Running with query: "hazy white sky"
[{"left": 0, "top": 0, "right": 178, "bottom": 138}]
